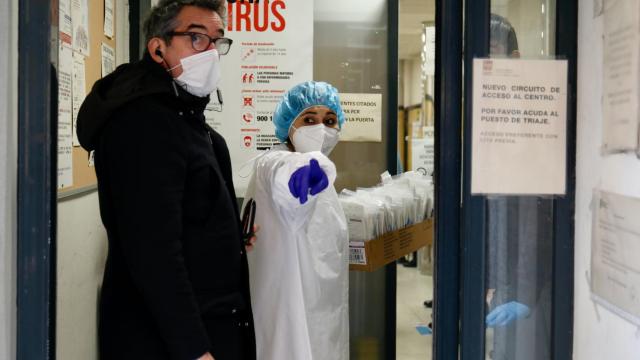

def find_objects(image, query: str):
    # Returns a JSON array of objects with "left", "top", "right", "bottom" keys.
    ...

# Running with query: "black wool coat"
[{"left": 77, "top": 54, "right": 256, "bottom": 360}]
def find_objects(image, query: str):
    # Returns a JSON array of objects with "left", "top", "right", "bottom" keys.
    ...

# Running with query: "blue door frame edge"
[
  {"left": 16, "top": 0, "right": 56, "bottom": 358},
  {"left": 386, "top": 1, "right": 399, "bottom": 359},
  {"left": 460, "top": 0, "right": 490, "bottom": 358},
  {"left": 433, "top": 0, "right": 463, "bottom": 358},
  {"left": 552, "top": 0, "right": 577, "bottom": 358}
]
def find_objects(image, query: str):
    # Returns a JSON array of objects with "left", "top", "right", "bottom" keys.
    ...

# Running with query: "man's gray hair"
[{"left": 143, "top": 0, "right": 226, "bottom": 44}]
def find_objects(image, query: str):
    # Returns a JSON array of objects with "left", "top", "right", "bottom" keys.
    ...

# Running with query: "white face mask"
[
  {"left": 290, "top": 124, "right": 340, "bottom": 155},
  {"left": 169, "top": 49, "right": 221, "bottom": 97}
]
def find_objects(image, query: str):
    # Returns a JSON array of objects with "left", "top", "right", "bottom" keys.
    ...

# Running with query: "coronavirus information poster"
[
  {"left": 205, "top": 0, "right": 313, "bottom": 196},
  {"left": 471, "top": 58, "right": 568, "bottom": 195}
]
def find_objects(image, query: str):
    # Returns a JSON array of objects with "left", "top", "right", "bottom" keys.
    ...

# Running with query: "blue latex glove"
[
  {"left": 288, "top": 159, "right": 329, "bottom": 204},
  {"left": 485, "top": 301, "right": 530, "bottom": 328}
]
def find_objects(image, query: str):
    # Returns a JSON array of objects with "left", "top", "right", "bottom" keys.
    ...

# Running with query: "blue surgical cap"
[{"left": 273, "top": 81, "right": 346, "bottom": 142}]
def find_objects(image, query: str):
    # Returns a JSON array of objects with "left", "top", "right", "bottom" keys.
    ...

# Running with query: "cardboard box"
[{"left": 349, "top": 218, "right": 434, "bottom": 272}]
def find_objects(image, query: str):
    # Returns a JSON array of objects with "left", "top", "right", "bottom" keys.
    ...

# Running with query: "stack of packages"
[{"left": 339, "top": 171, "right": 434, "bottom": 242}]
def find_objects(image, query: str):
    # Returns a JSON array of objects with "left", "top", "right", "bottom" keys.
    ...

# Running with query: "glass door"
[
  {"left": 396, "top": 1, "right": 436, "bottom": 360},
  {"left": 458, "top": 0, "right": 577, "bottom": 359}
]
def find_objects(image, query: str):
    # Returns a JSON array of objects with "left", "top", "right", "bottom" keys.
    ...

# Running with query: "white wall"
[
  {"left": 0, "top": 0, "right": 18, "bottom": 357},
  {"left": 57, "top": 192, "right": 107, "bottom": 360},
  {"left": 574, "top": 1, "right": 640, "bottom": 358}
]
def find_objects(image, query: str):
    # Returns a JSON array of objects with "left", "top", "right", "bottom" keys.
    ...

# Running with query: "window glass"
[{"left": 485, "top": 2, "right": 556, "bottom": 359}]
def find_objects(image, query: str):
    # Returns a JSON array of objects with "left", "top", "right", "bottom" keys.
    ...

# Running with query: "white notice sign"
[
  {"left": 602, "top": 0, "right": 640, "bottom": 153},
  {"left": 58, "top": 42, "right": 74, "bottom": 189},
  {"left": 206, "top": 1, "right": 313, "bottom": 197},
  {"left": 471, "top": 58, "right": 567, "bottom": 195},
  {"left": 59, "top": 0, "right": 73, "bottom": 44},
  {"left": 104, "top": 0, "right": 115, "bottom": 38},
  {"left": 411, "top": 127, "right": 435, "bottom": 177},
  {"left": 72, "top": 54, "right": 86, "bottom": 146},
  {"left": 101, "top": 43, "right": 115, "bottom": 77},
  {"left": 71, "top": 0, "right": 90, "bottom": 56},
  {"left": 423, "top": 26, "right": 435, "bottom": 76},
  {"left": 591, "top": 190, "right": 640, "bottom": 326},
  {"left": 339, "top": 93, "right": 382, "bottom": 142}
]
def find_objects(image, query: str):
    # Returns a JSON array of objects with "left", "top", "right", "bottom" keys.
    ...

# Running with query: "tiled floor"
[{"left": 396, "top": 263, "right": 433, "bottom": 360}]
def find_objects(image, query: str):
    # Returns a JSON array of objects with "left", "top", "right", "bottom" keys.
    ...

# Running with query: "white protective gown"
[{"left": 243, "top": 149, "right": 349, "bottom": 360}]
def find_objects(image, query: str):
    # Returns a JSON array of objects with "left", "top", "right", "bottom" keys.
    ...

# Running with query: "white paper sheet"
[
  {"left": 58, "top": 42, "right": 74, "bottom": 189},
  {"left": 602, "top": 0, "right": 640, "bottom": 153},
  {"left": 423, "top": 26, "right": 435, "bottom": 76},
  {"left": 591, "top": 190, "right": 640, "bottom": 326},
  {"left": 411, "top": 127, "right": 435, "bottom": 177},
  {"left": 59, "top": 0, "right": 73, "bottom": 45},
  {"left": 104, "top": 0, "right": 115, "bottom": 38},
  {"left": 471, "top": 58, "right": 568, "bottom": 195},
  {"left": 72, "top": 0, "right": 90, "bottom": 56},
  {"left": 338, "top": 93, "right": 383, "bottom": 142},
  {"left": 101, "top": 43, "right": 115, "bottom": 77},
  {"left": 72, "top": 54, "right": 86, "bottom": 147}
]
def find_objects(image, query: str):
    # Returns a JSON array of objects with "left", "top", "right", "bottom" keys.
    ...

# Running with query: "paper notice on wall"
[
  {"left": 59, "top": 0, "right": 73, "bottom": 44},
  {"left": 411, "top": 127, "right": 435, "bottom": 177},
  {"left": 58, "top": 42, "right": 74, "bottom": 189},
  {"left": 104, "top": 0, "right": 115, "bottom": 38},
  {"left": 423, "top": 26, "right": 436, "bottom": 76},
  {"left": 205, "top": 1, "right": 313, "bottom": 196},
  {"left": 101, "top": 43, "right": 115, "bottom": 77},
  {"left": 71, "top": 0, "right": 90, "bottom": 56},
  {"left": 602, "top": 0, "right": 640, "bottom": 153},
  {"left": 339, "top": 93, "right": 382, "bottom": 142},
  {"left": 72, "top": 54, "right": 86, "bottom": 146},
  {"left": 471, "top": 58, "right": 568, "bottom": 195},
  {"left": 591, "top": 190, "right": 640, "bottom": 326}
]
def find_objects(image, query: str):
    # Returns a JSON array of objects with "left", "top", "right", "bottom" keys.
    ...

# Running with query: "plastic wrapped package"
[
  {"left": 340, "top": 195, "right": 377, "bottom": 242},
  {"left": 382, "top": 181, "right": 422, "bottom": 225},
  {"left": 399, "top": 171, "right": 434, "bottom": 221},
  {"left": 340, "top": 171, "right": 435, "bottom": 242},
  {"left": 340, "top": 189, "right": 387, "bottom": 240},
  {"left": 358, "top": 187, "right": 400, "bottom": 233}
]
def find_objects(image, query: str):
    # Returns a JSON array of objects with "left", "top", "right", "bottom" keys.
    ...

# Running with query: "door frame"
[
  {"left": 453, "top": 0, "right": 579, "bottom": 359},
  {"left": 433, "top": 0, "right": 464, "bottom": 358},
  {"left": 386, "top": 0, "right": 400, "bottom": 359},
  {"left": 16, "top": 0, "right": 56, "bottom": 358}
]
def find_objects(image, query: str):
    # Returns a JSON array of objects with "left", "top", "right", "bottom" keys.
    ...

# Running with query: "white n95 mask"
[
  {"left": 291, "top": 124, "right": 340, "bottom": 155},
  {"left": 169, "top": 49, "right": 221, "bottom": 98}
]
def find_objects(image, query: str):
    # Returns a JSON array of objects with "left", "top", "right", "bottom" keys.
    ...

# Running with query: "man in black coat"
[{"left": 76, "top": 1, "right": 256, "bottom": 359}]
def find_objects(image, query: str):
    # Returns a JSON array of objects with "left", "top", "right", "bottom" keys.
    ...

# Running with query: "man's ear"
[{"left": 147, "top": 38, "right": 166, "bottom": 64}]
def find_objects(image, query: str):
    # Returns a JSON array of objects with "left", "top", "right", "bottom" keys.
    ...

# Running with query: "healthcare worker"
[{"left": 243, "top": 81, "right": 349, "bottom": 360}]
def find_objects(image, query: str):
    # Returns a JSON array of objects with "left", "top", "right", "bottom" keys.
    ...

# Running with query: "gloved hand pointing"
[
  {"left": 288, "top": 159, "right": 329, "bottom": 204},
  {"left": 485, "top": 301, "right": 530, "bottom": 328}
]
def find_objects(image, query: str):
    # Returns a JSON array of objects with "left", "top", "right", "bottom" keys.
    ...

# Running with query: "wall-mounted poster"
[
  {"left": 339, "top": 93, "right": 383, "bottom": 142},
  {"left": 58, "top": 42, "right": 74, "bottom": 189},
  {"left": 602, "top": 0, "right": 640, "bottom": 153},
  {"left": 71, "top": 0, "right": 91, "bottom": 56},
  {"left": 471, "top": 58, "right": 568, "bottom": 195},
  {"left": 205, "top": 0, "right": 313, "bottom": 196},
  {"left": 591, "top": 190, "right": 640, "bottom": 326}
]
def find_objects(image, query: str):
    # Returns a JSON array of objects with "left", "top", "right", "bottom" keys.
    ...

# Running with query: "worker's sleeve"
[
  {"left": 101, "top": 108, "right": 210, "bottom": 360},
  {"left": 255, "top": 151, "right": 337, "bottom": 230}
]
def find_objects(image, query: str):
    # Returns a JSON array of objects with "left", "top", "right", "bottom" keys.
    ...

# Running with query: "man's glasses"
[{"left": 168, "top": 32, "right": 233, "bottom": 55}]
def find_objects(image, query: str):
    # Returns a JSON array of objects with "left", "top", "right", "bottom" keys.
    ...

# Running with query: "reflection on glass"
[
  {"left": 314, "top": 1, "right": 390, "bottom": 359},
  {"left": 485, "top": 1, "right": 556, "bottom": 359},
  {"left": 485, "top": 198, "right": 553, "bottom": 360}
]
